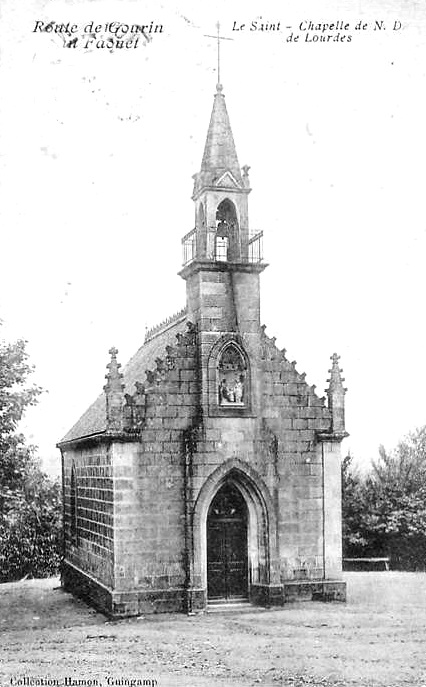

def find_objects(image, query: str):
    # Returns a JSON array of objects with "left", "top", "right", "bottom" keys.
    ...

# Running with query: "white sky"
[{"left": 1, "top": 0, "right": 425, "bottom": 477}]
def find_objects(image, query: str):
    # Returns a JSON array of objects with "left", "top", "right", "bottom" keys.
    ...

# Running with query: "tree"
[
  {"left": 372, "top": 428, "right": 426, "bottom": 493},
  {"left": 0, "top": 337, "right": 42, "bottom": 440},
  {"left": 0, "top": 334, "right": 41, "bottom": 507},
  {"left": 0, "top": 330, "right": 62, "bottom": 581},
  {"left": 342, "top": 428, "right": 426, "bottom": 570},
  {"left": 0, "top": 452, "right": 62, "bottom": 581},
  {"left": 367, "top": 430, "right": 426, "bottom": 569},
  {"left": 341, "top": 452, "right": 369, "bottom": 556}
]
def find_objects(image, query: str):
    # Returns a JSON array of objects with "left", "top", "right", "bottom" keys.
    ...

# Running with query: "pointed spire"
[
  {"left": 104, "top": 347, "right": 125, "bottom": 432},
  {"left": 325, "top": 353, "right": 347, "bottom": 434},
  {"left": 194, "top": 84, "right": 243, "bottom": 195}
]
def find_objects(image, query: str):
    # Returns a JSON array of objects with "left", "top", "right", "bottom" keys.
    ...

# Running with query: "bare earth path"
[{"left": 1, "top": 573, "right": 426, "bottom": 687}]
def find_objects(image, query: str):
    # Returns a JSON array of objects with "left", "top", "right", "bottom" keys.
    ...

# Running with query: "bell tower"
[
  {"left": 179, "top": 80, "right": 266, "bottom": 414},
  {"left": 191, "top": 82, "right": 252, "bottom": 264},
  {"left": 181, "top": 80, "right": 264, "bottom": 267}
]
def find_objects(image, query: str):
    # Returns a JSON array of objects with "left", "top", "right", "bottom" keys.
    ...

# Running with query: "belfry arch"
[
  {"left": 215, "top": 198, "right": 240, "bottom": 261},
  {"left": 192, "top": 459, "right": 277, "bottom": 603}
]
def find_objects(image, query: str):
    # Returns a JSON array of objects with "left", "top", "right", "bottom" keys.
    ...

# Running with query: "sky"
[{"left": 1, "top": 0, "right": 425, "bottom": 477}]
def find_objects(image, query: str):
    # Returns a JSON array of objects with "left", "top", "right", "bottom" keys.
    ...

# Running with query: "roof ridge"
[{"left": 144, "top": 307, "right": 187, "bottom": 343}]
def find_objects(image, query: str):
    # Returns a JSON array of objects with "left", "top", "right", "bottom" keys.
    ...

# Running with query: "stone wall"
[
  {"left": 62, "top": 443, "right": 114, "bottom": 589},
  {"left": 107, "top": 324, "right": 200, "bottom": 613},
  {"left": 259, "top": 330, "right": 333, "bottom": 581}
]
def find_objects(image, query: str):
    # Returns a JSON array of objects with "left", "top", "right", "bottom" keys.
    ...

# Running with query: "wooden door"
[{"left": 207, "top": 483, "right": 248, "bottom": 599}]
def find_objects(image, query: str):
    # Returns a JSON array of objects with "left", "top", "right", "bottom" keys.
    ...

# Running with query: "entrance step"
[{"left": 207, "top": 598, "right": 252, "bottom": 613}]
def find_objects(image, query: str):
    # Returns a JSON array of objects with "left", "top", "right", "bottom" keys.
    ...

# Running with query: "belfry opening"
[{"left": 215, "top": 198, "right": 239, "bottom": 262}]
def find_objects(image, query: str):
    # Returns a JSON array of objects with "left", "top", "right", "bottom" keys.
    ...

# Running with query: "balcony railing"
[
  {"left": 181, "top": 228, "right": 264, "bottom": 265},
  {"left": 182, "top": 228, "right": 196, "bottom": 266},
  {"left": 248, "top": 230, "right": 263, "bottom": 263}
]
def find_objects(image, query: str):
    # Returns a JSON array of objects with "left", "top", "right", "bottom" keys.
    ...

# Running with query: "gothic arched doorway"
[{"left": 207, "top": 482, "right": 248, "bottom": 600}]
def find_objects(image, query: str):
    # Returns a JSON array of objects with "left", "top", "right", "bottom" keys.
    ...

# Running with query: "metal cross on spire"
[{"left": 204, "top": 21, "right": 233, "bottom": 86}]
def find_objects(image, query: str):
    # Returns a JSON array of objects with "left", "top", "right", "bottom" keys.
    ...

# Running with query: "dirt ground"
[{"left": 1, "top": 573, "right": 426, "bottom": 687}]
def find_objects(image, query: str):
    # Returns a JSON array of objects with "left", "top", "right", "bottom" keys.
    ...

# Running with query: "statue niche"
[
  {"left": 215, "top": 199, "right": 240, "bottom": 262},
  {"left": 218, "top": 344, "right": 247, "bottom": 406}
]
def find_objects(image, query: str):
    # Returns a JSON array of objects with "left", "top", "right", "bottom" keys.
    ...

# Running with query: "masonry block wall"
[
  {"left": 111, "top": 334, "right": 199, "bottom": 614},
  {"left": 62, "top": 444, "right": 114, "bottom": 612},
  {"left": 259, "top": 330, "right": 332, "bottom": 582}
]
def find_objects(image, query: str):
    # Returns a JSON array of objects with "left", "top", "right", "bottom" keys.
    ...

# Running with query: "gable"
[{"left": 214, "top": 170, "right": 241, "bottom": 189}]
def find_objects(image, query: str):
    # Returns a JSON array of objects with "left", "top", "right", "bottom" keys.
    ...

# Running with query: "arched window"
[
  {"left": 215, "top": 199, "right": 240, "bottom": 261},
  {"left": 70, "top": 464, "right": 78, "bottom": 544},
  {"left": 218, "top": 343, "right": 247, "bottom": 406}
]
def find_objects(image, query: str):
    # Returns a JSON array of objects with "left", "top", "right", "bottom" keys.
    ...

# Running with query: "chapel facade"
[{"left": 58, "top": 81, "right": 348, "bottom": 617}]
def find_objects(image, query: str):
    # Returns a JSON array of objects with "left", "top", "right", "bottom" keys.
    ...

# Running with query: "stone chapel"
[{"left": 58, "top": 80, "right": 348, "bottom": 617}]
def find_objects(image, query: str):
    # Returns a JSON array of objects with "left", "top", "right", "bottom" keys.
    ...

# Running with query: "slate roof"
[{"left": 60, "top": 311, "right": 187, "bottom": 444}]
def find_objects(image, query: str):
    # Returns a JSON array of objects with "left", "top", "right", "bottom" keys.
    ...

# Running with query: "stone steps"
[{"left": 207, "top": 598, "right": 253, "bottom": 613}]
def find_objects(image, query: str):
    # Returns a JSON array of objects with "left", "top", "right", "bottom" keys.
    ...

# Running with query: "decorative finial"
[
  {"left": 105, "top": 347, "right": 123, "bottom": 391},
  {"left": 325, "top": 353, "right": 347, "bottom": 435},
  {"left": 104, "top": 347, "right": 125, "bottom": 432},
  {"left": 326, "top": 353, "right": 346, "bottom": 394},
  {"left": 242, "top": 164, "right": 251, "bottom": 188}
]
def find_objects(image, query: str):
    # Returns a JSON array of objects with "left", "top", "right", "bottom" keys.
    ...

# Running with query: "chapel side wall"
[{"left": 62, "top": 444, "right": 114, "bottom": 589}]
